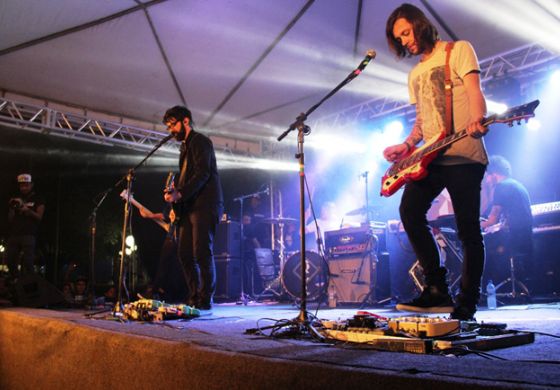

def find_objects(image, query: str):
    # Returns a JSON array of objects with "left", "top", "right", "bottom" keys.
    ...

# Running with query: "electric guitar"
[
  {"left": 164, "top": 172, "right": 181, "bottom": 237},
  {"left": 380, "top": 100, "right": 540, "bottom": 197},
  {"left": 119, "top": 190, "right": 169, "bottom": 232}
]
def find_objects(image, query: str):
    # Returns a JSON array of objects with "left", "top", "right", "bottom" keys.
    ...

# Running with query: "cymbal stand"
[
  {"left": 255, "top": 222, "right": 287, "bottom": 300},
  {"left": 233, "top": 187, "right": 269, "bottom": 305}
]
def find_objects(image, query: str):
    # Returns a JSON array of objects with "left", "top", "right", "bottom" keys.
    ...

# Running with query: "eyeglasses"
[{"left": 165, "top": 120, "right": 179, "bottom": 130}]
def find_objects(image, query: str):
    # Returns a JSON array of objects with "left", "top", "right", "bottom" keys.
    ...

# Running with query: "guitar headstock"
[
  {"left": 164, "top": 172, "right": 176, "bottom": 193},
  {"left": 119, "top": 189, "right": 133, "bottom": 200},
  {"left": 491, "top": 100, "right": 540, "bottom": 127}
]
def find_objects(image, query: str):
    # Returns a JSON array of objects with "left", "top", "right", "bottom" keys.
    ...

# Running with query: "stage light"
[
  {"left": 0, "top": 244, "right": 4, "bottom": 253},
  {"left": 384, "top": 120, "right": 404, "bottom": 136},
  {"left": 486, "top": 100, "right": 508, "bottom": 115},
  {"left": 550, "top": 69, "right": 560, "bottom": 87},
  {"left": 216, "top": 153, "right": 299, "bottom": 171},
  {"left": 308, "top": 134, "right": 367, "bottom": 154},
  {"left": 527, "top": 118, "right": 541, "bottom": 132}
]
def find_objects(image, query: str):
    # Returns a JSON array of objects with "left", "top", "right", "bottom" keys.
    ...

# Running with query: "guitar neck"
[
  {"left": 398, "top": 116, "right": 496, "bottom": 170},
  {"left": 129, "top": 198, "right": 169, "bottom": 232}
]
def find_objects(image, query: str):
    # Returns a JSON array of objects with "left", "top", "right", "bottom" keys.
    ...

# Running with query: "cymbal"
[
  {"left": 262, "top": 217, "right": 298, "bottom": 224},
  {"left": 345, "top": 206, "right": 380, "bottom": 216}
]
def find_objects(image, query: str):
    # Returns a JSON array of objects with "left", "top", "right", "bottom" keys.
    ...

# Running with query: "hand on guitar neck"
[
  {"left": 119, "top": 189, "right": 170, "bottom": 232},
  {"left": 380, "top": 100, "right": 540, "bottom": 197}
]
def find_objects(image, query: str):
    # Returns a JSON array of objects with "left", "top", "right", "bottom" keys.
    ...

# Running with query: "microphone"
[
  {"left": 354, "top": 49, "right": 376, "bottom": 75},
  {"left": 155, "top": 133, "right": 175, "bottom": 147}
]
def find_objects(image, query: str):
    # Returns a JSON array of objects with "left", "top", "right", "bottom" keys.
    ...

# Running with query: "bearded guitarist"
[
  {"left": 383, "top": 4, "right": 489, "bottom": 321},
  {"left": 162, "top": 105, "right": 224, "bottom": 311}
]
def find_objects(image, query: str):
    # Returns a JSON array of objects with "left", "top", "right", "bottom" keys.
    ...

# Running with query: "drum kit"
[
  {"left": 254, "top": 217, "right": 329, "bottom": 302},
  {"left": 237, "top": 177, "right": 381, "bottom": 304}
]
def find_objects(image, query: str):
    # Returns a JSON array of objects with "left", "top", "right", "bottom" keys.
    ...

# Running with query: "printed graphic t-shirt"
[{"left": 408, "top": 40, "right": 488, "bottom": 166}]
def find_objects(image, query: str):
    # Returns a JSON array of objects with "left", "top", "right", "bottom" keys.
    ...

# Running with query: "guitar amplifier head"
[{"left": 325, "top": 223, "right": 386, "bottom": 257}]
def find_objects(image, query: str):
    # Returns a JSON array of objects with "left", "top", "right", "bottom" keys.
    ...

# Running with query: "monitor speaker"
[{"left": 214, "top": 256, "right": 241, "bottom": 300}]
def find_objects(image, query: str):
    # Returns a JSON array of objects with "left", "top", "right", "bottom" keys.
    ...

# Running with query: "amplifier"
[
  {"left": 214, "top": 221, "right": 241, "bottom": 258},
  {"left": 328, "top": 254, "right": 373, "bottom": 304},
  {"left": 325, "top": 222, "right": 386, "bottom": 257},
  {"left": 214, "top": 256, "right": 241, "bottom": 301}
]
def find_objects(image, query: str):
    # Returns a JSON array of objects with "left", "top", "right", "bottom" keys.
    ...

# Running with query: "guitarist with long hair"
[{"left": 383, "top": 3, "right": 489, "bottom": 321}]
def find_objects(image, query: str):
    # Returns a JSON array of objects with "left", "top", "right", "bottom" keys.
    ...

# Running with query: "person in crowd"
[
  {"left": 6, "top": 174, "right": 45, "bottom": 279},
  {"left": 383, "top": 3, "right": 488, "bottom": 320}
]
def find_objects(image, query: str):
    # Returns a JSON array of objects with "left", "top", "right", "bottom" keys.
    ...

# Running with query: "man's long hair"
[{"left": 386, "top": 3, "right": 439, "bottom": 58}]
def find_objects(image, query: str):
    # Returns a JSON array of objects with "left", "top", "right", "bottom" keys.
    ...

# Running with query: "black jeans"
[
  {"left": 6, "top": 235, "right": 36, "bottom": 278},
  {"left": 400, "top": 163, "right": 486, "bottom": 305},
  {"left": 177, "top": 208, "right": 220, "bottom": 305}
]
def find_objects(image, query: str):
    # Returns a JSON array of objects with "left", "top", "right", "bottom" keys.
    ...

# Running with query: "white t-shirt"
[{"left": 408, "top": 40, "right": 488, "bottom": 166}]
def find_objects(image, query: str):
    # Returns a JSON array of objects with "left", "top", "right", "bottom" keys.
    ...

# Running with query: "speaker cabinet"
[
  {"left": 328, "top": 254, "right": 373, "bottom": 304},
  {"left": 214, "top": 256, "right": 241, "bottom": 300},
  {"left": 214, "top": 221, "right": 241, "bottom": 258},
  {"left": 531, "top": 229, "right": 560, "bottom": 295}
]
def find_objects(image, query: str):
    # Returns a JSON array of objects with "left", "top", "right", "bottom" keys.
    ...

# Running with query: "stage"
[{"left": 1, "top": 302, "right": 559, "bottom": 389}]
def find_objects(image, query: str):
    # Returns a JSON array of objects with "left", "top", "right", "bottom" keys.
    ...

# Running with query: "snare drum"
[{"left": 281, "top": 251, "right": 328, "bottom": 301}]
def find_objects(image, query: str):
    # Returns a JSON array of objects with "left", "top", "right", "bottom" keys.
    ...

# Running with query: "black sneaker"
[
  {"left": 450, "top": 305, "right": 476, "bottom": 321},
  {"left": 396, "top": 286, "right": 454, "bottom": 313}
]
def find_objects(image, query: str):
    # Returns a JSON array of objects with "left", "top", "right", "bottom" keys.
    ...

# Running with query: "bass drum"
[{"left": 281, "top": 251, "right": 328, "bottom": 302}]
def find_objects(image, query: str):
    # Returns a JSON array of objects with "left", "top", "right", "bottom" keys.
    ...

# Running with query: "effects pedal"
[{"left": 388, "top": 316, "right": 460, "bottom": 338}]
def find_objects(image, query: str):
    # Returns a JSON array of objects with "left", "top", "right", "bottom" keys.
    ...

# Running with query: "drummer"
[{"left": 305, "top": 201, "right": 341, "bottom": 252}]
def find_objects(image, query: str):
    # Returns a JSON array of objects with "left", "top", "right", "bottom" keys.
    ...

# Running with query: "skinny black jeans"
[{"left": 400, "top": 163, "right": 486, "bottom": 305}]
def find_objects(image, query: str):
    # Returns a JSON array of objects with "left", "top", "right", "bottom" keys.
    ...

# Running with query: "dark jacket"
[{"left": 177, "top": 130, "right": 223, "bottom": 215}]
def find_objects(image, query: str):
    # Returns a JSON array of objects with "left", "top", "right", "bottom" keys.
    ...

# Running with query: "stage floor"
[{"left": 1, "top": 301, "right": 560, "bottom": 389}]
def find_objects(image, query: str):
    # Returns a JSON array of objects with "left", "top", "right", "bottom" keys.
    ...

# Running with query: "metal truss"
[
  {"left": 312, "top": 43, "right": 560, "bottom": 129},
  {"left": 1, "top": 44, "right": 557, "bottom": 160},
  {"left": 0, "top": 95, "right": 266, "bottom": 159}
]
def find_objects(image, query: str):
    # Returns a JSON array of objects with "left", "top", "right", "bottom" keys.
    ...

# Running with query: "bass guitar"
[
  {"left": 380, "top": 100, "right": 540, "bottom": 197},
  {"left": 164, "top": 171, "right": 180, "bottom": 236},
  {"left": 119, "top": 189, "right": 169, "bottom": 232}
]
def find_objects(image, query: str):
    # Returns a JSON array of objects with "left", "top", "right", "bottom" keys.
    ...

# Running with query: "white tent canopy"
[{"left": 1, "top": 0, "right": 558, "bottom": 155}]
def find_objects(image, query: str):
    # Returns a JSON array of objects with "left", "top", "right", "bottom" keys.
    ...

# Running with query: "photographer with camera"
[{"left": 6, "top": 174, "right": 45, "bottom": 279}]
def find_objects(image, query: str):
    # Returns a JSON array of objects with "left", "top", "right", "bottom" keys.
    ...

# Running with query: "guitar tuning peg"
[
  {"left": 508, "top": 121, "right": 514, "bottom": 127},
  {"left": 517, "top": 120, "right": 521, "bottom": 125}
]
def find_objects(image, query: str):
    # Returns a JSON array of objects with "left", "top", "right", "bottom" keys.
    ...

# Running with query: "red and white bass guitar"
[{"left": 380, "top": 100, "right": 540, "bottom": 197}]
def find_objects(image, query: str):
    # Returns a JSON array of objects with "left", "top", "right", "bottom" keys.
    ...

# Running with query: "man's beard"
[{"left": 175, "top": 122, "right": 187, "bottom": 141}]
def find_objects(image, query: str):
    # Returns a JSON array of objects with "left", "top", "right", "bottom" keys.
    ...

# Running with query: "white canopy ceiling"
[{"left": 1, "top": 0, "right": 559, "bottom": 148}]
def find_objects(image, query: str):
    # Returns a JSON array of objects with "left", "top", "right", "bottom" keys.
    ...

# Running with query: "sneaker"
[
  {"left": 396, "top": 286, "right": 454, "bottom": 313},
  {"left": 450, "top": 305, "right": 476, "bottom": 321},
  {"left": 196, "top": 302, "right": 212, "bottom": 311}
]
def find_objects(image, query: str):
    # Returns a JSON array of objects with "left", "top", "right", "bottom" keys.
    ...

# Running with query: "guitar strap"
[{"left": 444, "top": 41, "right": 455, "bottom": 136}]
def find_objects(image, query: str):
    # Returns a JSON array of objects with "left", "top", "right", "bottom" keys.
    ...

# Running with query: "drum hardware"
[
  {"left": 495, "top": 254, "right": 531, "bottom": 299},
  {"left": 254, "top": 211, "right": 296, "bottom": 301},
  {"left": 408, "top": 226, "right": 463, "bottom": 295},
  {"left": 233, "top": 186, "right": 270, "bottom": 305},
  {"left": 281, "top": 251, "right": 328, "bottom": 303}
]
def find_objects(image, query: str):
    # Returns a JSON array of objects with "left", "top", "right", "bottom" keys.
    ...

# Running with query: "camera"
[{"left": 9, "top": 198, "right": 24, "bottom": 209}]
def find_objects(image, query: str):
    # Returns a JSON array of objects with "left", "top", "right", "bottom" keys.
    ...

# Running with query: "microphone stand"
[
  {"left": 110, "top": 134, "right": 174, "bottom": 315},
  {"left": 88, "top": 189, "right": 110, "bottom": 298},
  {"left": 246, "top": 51, "right": 375, "bottom": 339}
]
